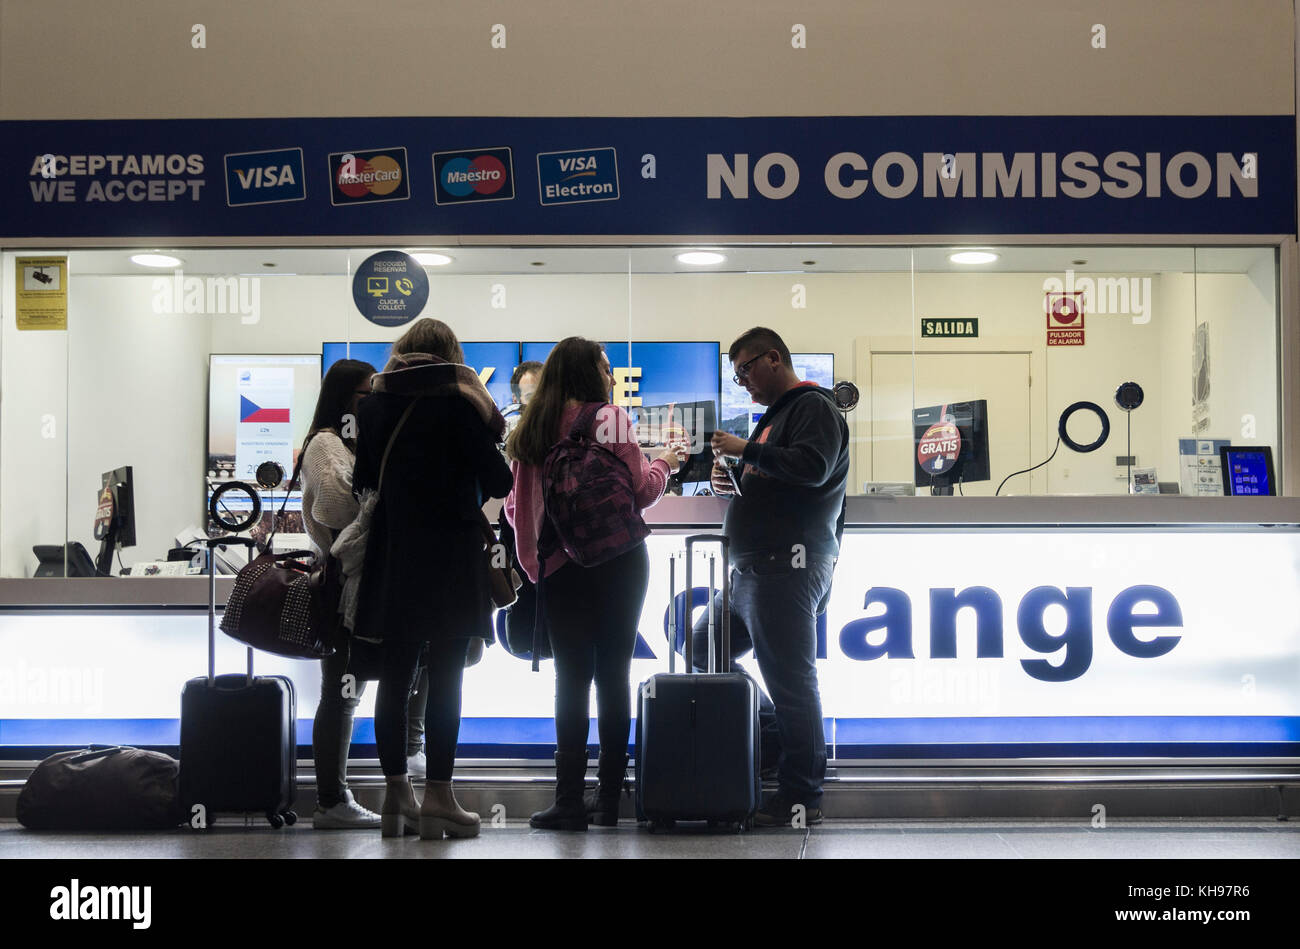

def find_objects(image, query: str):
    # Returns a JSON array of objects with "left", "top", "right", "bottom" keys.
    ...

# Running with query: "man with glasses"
[{"left": 704, "top": 327, "right": 849, "bottom": 827}]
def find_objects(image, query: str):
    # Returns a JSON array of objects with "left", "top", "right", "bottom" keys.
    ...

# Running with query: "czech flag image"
[{"left": 240, "top": 395, "right": 290, "bottom": 424}]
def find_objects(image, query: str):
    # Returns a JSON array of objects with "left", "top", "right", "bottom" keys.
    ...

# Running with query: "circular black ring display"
[
  {"left": 1058, "top": 401, "right": 1111, "bottom": 453},
  {"left": 209, "top": 481, "right": 262, "bottom": 532}
]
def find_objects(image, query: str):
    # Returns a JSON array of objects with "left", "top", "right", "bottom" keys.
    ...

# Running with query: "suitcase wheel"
[
  {"left": 283, "top": 810, "right": 298, "bottom": 826},
  {"left": 267, "top": 812, "right": 285, "bottom": 829}
]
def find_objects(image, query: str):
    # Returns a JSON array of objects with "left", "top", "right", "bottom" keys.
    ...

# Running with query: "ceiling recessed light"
[
  {"left": 130, "top": 253, "right": 182, "bottom": 268},
  {"left": 676, "top": 251, "right": 726, "bottom": 266},
  {"left": 948, "top": 251, "right": 999, "bottom": 265},
  {"left": 411, "top": 252, "right": 453, "bottom": 266}
]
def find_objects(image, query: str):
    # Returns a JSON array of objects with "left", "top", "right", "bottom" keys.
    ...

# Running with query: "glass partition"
[{"left": 0, "top": 243, "right": 1283, "bottom": 577}]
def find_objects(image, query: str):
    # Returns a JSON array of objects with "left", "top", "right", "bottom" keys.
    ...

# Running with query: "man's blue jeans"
[{"left": 690, "top": 555, "right": 833, "bottom": 808}]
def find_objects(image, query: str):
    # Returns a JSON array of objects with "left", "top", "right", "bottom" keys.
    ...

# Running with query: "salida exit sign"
[{"left": 920, "top": 318, "right": 979, "bottom": 338}]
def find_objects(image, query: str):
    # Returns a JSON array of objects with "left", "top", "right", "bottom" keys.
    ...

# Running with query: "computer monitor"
[
  {"left": 93, "top": 466, "right": 136, "bottom": 575},
  {"left": 1219, "top": 446, "right": 1276, "bottom": 496},
  {"left": 632, "top": 400, "right": 718, "bottom": 491},
  {"left": 322, "top": 341, "right": 521, "bottom": 410},
  {"left": 912, "top": 400, "right": 990, "bottom": 494}
]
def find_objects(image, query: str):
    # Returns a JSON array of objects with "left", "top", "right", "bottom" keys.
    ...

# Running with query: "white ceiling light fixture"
[
  {"left": 129, "top": 253, "right": 182, "bottom": 268},
  {"left": 676, "top": 250, "right": 727, "bottom": 266},
  {"left": 410, "top": 252, "right": 453, "bottom": 266},
  {"left": 948, "top": 250, "right": 999, "bottom": 265}
]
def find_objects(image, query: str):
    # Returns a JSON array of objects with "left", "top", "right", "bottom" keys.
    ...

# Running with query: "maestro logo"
[
  {"left": 536, "top": 146, "right": 620, "bottom": 206},
  {"left": 351, "top": 250, "right": 429, "bottom": 328},
  {"left": 432, "top": 147, "right": 514, "bottom": 205},
  {"left": 328, "top": 147, "right": 410, "bottom": 205}
]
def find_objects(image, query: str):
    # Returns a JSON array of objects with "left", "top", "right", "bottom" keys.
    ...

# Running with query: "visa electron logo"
[
  {"left": 329, "top": 147, "right": 410, "bottom": 205},
  {"left": 433, "top": 147, "right": 514, "bottom": 204},
  {"left": 537, "top": 147, "right": 620, "bottom": 205}
]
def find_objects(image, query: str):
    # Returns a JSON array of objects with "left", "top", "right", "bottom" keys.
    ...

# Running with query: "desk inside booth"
[{"left": 2, "top": 497, "right": 1299, "bottom": 762}]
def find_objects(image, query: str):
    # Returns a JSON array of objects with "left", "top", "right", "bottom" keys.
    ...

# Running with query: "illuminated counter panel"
[{"left": 3, "top": 499, "right": 1300, "bottom": 762}]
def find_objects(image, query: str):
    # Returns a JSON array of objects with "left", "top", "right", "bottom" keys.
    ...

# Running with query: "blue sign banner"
[{"left": 5, "top": 115, "right": 1294, "bottom": 237}]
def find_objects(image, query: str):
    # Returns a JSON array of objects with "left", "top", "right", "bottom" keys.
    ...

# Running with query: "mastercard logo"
[
  {"left": 338, "top": 155, "right": 403, "bottom": 196},
  {"left": 328, "top": 147, "right": 410, "bottom": 205}
]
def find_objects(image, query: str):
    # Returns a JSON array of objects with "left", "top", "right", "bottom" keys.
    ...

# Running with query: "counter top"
[{"left": 644, "top": 495, "right": 1300, "bottom": 528}]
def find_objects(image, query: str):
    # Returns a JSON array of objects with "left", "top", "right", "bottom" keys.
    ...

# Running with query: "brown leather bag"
[
  {"left": 218, "top": 439, "right": 343, "bottom": 659},
  {"left": 479, "top": 508, "right": 522, "bottom": 610},
  {"left": 220, "top": 547, "right": 342, "bottom": 659}
]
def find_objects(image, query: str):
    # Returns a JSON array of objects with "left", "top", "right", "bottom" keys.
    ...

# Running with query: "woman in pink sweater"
[{"left": 505, "top": 337, "right": 686, "bottom": 830}]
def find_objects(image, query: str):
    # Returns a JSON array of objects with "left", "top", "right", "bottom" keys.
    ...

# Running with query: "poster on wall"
[
  {"left": 15, "top": 255, "right": 68, "bottom": 330},
  {"left": 236, "top": 367, "right": 294, "bottom": 483}
]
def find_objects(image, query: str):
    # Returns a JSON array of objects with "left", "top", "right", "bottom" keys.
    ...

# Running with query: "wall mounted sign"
[
  {"left": 351, "top": 250, "right": 429, "bottom": 327},
  {"left": 3, "top": 116, "right": 1292, "bottom": 238},
  {"left": 921, "top": 318, "right": 979, "bottom": 338},
  {"left": 15, "top": 256, "right": 68, "bottom": 330},
  {"left": 1046, "top": 290, "right": 1085, "bottom": 346}
]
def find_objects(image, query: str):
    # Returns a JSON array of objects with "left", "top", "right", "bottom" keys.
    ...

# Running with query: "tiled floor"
[{"left": 3, "top": 818, "right": 1298, "bottom": 859}]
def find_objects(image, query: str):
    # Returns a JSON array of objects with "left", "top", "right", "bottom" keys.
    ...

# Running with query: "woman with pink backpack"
[{"left": 505, "top": 337, "right": 687, "bottom": 830}]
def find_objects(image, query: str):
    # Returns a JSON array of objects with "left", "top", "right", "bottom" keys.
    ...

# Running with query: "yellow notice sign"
[{"left": 16, "top": 256, "right": 68, "bottom": 331}]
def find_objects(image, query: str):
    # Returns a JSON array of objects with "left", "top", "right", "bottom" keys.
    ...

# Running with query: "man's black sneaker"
[{"left": 753, "top": 793, "right": 823, "bottom": 828}]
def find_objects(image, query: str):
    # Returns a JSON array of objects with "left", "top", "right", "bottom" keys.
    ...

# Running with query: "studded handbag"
[{"left": 218, "top": 438, "right": 343, "bottom": 660}]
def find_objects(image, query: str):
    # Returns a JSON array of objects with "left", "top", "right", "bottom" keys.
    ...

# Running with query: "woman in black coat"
[{"left": 351, "top": 318, "right": 512, "bottom": 840}]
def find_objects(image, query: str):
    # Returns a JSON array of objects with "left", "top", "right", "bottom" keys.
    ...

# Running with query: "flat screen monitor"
[
  {"left": 1219, "top": 446, "right": 1276, "bottom": 496},
  {"left": 631, "top": 400, "right": 718, "bottom": 489},
  {"left": 322, "top": 341, "right": 521, "bottom": 410},
  {"left": 522, "top": 342, "right": 721, "bottom": 421},
  {"left": 720, "top": 353, "right": 834, "bottom": 437},
  {"left": 93, "top": 466, "right": 135, "bottom": 576},
  {"left": 912, "top": 399, "right": 990, "bottom": 491}
]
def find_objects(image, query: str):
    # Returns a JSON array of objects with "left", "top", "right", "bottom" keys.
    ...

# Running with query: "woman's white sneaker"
[{"left": 313, "top": 791, "right": 382, "bottom": 829}]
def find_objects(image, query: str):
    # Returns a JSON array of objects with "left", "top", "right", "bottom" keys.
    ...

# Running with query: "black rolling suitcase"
[
  {"left": 636, "top": 534, "right": 760, "bottom": 832},
  {"left": 180, "top": 537, "right": 297, "bottom": 829}
]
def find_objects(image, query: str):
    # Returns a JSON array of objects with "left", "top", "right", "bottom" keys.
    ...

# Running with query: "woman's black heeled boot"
[
  {"left": 586, "top": 752, "right": 629, "bottom": 826},
  {"left": 529, "top": 751, "right": 589, "bottom": 831}
]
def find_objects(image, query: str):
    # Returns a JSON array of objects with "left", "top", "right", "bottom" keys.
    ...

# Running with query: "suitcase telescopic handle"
[
  {"left": 206, "top": 536, "right": 258, "bottom": 685},
  {"left": 683, "top": 535, "right": 730, "bottom": 674}
]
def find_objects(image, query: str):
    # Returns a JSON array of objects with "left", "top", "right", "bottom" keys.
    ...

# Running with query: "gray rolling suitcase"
[
  {"left": 636, "top": 533, "right": 760, "bottom": 832},
  {"left": 179, "top": 537, "right": 297, "bottom": 829}
]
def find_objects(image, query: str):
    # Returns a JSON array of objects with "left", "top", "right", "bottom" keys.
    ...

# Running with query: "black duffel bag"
[{"left": 17, "top": 746, "right": 184, "bottom": 830}]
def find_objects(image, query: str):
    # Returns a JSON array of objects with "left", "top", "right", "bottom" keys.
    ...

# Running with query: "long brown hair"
[
  {"left": 506, "top": 337, "right": 609, "bottom": 465},
  {"left": 390, "top": 317, "right": 464, "bottom": 365}
]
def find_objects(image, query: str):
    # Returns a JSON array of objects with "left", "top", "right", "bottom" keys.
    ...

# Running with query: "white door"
[{"left": 870, "top": 352, "right": 1032, "bottom": 496}]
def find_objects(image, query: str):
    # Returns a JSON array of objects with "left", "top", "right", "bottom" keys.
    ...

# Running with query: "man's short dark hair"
[
  {"left": 728, "top": 327, "right": 792, "bottom": 368},
  {"left": 511, "top": 361, "right": 544, "bottom": 386}
]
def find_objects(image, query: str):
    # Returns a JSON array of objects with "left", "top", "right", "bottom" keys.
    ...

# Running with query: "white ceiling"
[{"left": 61, "top": 244, "right": 1274, "bottom": 277}]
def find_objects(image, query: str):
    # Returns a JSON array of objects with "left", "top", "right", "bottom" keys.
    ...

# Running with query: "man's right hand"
[{"left": 711, "top": 461, "right": 737, "bottom": 496}]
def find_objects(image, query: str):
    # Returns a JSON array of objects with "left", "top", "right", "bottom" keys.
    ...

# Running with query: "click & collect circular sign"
[{"left": 352, "top": 250, "right": 429, "bottom": 327}]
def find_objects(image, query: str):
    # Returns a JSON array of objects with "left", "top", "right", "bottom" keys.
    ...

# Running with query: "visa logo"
[
  {"left": 235, "top": 165, "right": 296, "bottom": 189},
  {"left": 558, "top": 156, "right": 597, "bottom": 172}
]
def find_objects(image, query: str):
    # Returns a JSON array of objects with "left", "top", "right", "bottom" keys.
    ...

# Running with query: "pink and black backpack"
[{"left": 538, "top": 402, "right": 649, "bottom": 567}]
